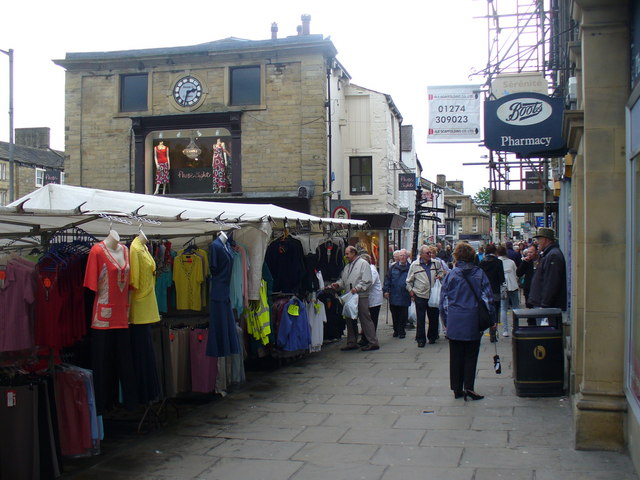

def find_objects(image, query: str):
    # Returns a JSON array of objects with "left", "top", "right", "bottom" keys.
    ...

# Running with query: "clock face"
[{"left": 173, "top": 76, "right": 203, "bottom": 107}]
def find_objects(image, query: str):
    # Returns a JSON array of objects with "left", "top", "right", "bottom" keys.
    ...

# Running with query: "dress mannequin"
[
  {"left": 212, "top": 138, "right": 231, "bottom": 193},
  {"left": 104, "top": 230, "right": 125, "bottom": 265},
  {"left": 154, "top": 141, "right": 170, "bottom": 195},
  {"left": 138, "top": 229, "right": 148, "bottom": 244}
]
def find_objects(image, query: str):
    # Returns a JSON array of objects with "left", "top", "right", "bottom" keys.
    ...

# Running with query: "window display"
[{"left": 148, "top": 128, "right": 232, "bottom": 195}]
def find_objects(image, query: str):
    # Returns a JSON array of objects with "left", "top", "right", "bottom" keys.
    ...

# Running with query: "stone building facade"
[{"left": 54, "top": 22, "right": 340, "bottom": 216}]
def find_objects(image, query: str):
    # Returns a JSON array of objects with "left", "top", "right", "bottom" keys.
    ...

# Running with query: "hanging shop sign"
[
  {"left": 398, "top": 173, "right": 416, "bottom": 191},
  {"left": 490, "top": 73, "right": 548, "bottom": 99},
  {"left": 484, "top": 92, "right": 566, "bottom": 157},
  {"left": 427, "top": 85, "right": 482, "bottom": 143},
  {"left": 44, "top": 169, "right": 62, "bottom": 185}
]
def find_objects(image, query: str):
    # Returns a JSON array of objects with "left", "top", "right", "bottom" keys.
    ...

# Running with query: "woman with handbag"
[{"left": 440, "top": 242, "right": 496, "bottom": 400}]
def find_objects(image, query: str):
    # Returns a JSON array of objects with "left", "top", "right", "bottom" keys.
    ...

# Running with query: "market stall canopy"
[{"left": 0, "top": 184, "right": 366, "bottom": 247}]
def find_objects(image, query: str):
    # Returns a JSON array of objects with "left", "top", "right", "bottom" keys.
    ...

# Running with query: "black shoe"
[
  {"left": 417, "top": 341, "right": 426, "bottom": 348},
  {"left": 428, "top": 339, "right": 436, "bottom": 344},
  {"left": 392, "top": 332, "right": 398, "bottom": 338},
  {"left": 464, "top": 390, "right": 484, "bottom": 401},
  {"left": 454, "top": 391, "right": 464, "bottom": 399},
  {"left": 357, "top": 338, "right": 368, "bottom": 347},
  {"left": 340, "top": 345, "right": 359, "bottom": 351},
  {"left": 360, "top": 344, "right": 380, "bottom": 351},
  {"left": 399, "top": 334, "right": 406, "bottom": 339}
]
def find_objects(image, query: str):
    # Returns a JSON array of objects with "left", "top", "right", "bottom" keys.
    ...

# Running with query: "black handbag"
[{"left": 461, "top": 270, "right": 494, "bottom": 332}]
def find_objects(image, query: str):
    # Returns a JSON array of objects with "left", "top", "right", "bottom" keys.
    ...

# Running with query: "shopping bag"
[
  {"left": 408, "top": 301, "right": 417, "bottom": 323},
  {"left": 428, "top": 279, "right": 442, "bottom": 308},
  {"left": 340, "top": 292, "right": 359, "bottom": 319}
]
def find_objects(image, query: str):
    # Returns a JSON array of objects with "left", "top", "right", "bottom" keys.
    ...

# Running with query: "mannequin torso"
[{"left": 103, "top": 230, "right": 125, "bottom": 265}]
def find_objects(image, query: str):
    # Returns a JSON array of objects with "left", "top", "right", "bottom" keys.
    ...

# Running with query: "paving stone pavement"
[{"left": 64, "top": 311, "right": 639, "bottom": 480}]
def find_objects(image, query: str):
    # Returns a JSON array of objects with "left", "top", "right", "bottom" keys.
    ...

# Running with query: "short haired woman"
[{"left": 440, "top": 242, "right": 496, "bottom": 400}]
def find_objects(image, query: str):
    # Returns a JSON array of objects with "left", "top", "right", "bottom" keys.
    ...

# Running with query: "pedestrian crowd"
[{"left": 327, "top": 230, "right": 566, "bottom": 402}]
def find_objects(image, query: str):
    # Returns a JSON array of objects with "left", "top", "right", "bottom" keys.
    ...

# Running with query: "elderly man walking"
[
  {"left": 330, "top": 246, "right": 379, "bottom": 351},
  {"left": 529, "top": 228, "right": 567, "bottom": 310}
]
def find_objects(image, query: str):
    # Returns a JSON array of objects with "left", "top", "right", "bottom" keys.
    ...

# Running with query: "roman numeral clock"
[{"left": 173, "top": 75, "right": 203, "bottom": 107}]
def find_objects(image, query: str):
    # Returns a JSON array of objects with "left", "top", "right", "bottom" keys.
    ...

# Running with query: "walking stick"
[{"left": 385, "top": 298, "right": 389, "bottom": 325}]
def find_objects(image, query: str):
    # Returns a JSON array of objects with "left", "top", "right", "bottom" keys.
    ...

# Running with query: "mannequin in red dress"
[{"left": 154, "top": 141, "right": 170, "bottom": 195}]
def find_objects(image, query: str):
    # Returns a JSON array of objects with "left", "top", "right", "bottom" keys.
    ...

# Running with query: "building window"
[
  {"left": 0, "top": 190, "right": 6, "bottom": 206},
  {"left": 0, "top": 163, "right": 6, "bottom": 181},
  {"left": 60, "top": 172, "right": 65, "bottom": 185},
  {"left": 350, "top": 156, "right": 373, "bottom": 194},
  {"left": 120, "top": 74, "right": 148, "bottom": 112},
  {"left": 230, "top": 66, "right": 260, "bottom": 106},
  {"left": 472, "top": 217, "right": 478, "bottom": 232},
  {"left": 35, "top": 168, "right": 46, "bottom": 187},
  {"left": 456, "top": 199, "right": 462, "bottom": 210}
]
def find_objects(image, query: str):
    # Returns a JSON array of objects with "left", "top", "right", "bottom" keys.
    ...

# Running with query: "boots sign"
[{"left": 484, "top": 92, "right": 566, "bottom": 157}]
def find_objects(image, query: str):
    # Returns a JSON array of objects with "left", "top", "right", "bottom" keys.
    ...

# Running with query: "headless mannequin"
[
  {"left": 138, "top": 229, "right": 148, "bottom": 244},
  {"left": 104, "top": 229, "right": 125, "bottom": 265},
  {"left": 154, "top": 141, "right": 170, "bottom": 195}
]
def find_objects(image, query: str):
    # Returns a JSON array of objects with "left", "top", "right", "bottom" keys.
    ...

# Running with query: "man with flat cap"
[{"left": 528, "top": 227, "right": 567, "bottom": 310}]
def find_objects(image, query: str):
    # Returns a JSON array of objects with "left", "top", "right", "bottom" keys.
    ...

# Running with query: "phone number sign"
[{"left": 427, "top": 85, "right": 482, "bottom": 143}]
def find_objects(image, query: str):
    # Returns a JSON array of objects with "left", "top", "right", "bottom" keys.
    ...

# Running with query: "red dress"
[
  {"left": 83, "top": 242, "right": 130, "bottom": 329},
  {"left": 155, "top": 146, "right": 170, "bottom": 185}
]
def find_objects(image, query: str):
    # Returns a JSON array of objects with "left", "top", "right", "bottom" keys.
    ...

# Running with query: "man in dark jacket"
[
  {"left": 528, "top": 228, "right": 567, "bottom": 310},
  {"left": 479, "top": 244, "right": 504, "bottom": 342},
  {"left": 383, "top": 252, "right": 411, "bottom": 339}
]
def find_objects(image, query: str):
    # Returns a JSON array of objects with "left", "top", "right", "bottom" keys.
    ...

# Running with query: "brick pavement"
[{"left": 65, "top": 307, "right": 638, "bottom": 480}]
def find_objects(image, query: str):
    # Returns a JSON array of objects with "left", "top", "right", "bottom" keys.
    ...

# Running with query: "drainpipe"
[{"left": 326, "top": 60, "right": 333, "bottom": 217}]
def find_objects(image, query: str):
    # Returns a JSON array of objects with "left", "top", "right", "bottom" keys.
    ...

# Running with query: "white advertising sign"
[{"left": 428, "top": 85, "right": 482, "bottom": 143}]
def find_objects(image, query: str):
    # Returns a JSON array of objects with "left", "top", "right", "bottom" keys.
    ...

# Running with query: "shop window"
[
  {"left": 230, "top": 66, "right": 260, "bottom": 106},
  {"left": 35, "top": 168, "right": 45, "bottom": 187},
  {"left": 350, "top": 156, "right": 373, "bottom": 195},
  {"left": 120, "top": 74, "right": 148, "bottom": 112},
  {"left": 146, "top": 128, "right": 233, "bottom": 195}
]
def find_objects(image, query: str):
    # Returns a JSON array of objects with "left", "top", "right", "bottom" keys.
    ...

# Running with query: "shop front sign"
[{"left": 484, "top": 92, "right": 566, "bottom": 157}]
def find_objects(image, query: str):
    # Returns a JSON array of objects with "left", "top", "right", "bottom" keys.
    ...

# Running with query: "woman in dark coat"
[
  {"left": 479, "top": 243, "right": 504, "bottom": 343},
  {"left": 383, "top": 252, "right": 411, "bottom": 339},
  {"left": 440, "top": 242, "right": 496, "bottom": 400}
]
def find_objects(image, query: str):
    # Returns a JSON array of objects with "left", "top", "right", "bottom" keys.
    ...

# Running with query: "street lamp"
[{"left": 0, "top": 48, "right": 13, "bottom": 203}]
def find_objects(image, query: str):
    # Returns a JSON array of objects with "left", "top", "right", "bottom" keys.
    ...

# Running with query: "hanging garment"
[
  {"left": 0, "top": 259, "right": 36, "bottom": 352},
  {"left": 129, "top": 237, "right": 160, "bottom": 325},
  {"left": 317, "top": 290, "right": 345, "bottom": 340},
  {"left": 173, "top": 252, "right": 205, "bottom": 311},
  {"left": 265, "top": 236, "right": 306, "bottom": 293},
  {"left": 317, "top": 240, "right": 344, "bottom": 282},
  {"left": 206, "top": 237, "right": 241, "bottom": 357},
  {"left": 277, "top": 297, "right": 311, "bottom": 351},
  {"left": 190, "top": 328, "right": 218, "bottom": 393},
  {"left": 84, "top": 241, "right": 130, "bottom": 329},
  {"left": 306, "top": 299, "right": 327, "bottom": 352},
  {"left": 246, "top": 280, "right": 272, "bottom": 346},
  {"left": 232, "top": 222, "right": 272, "bottom": 300}
]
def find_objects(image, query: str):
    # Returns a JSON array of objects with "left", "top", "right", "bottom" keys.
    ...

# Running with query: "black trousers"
[
  {"left": 449, "top": 339, "right": 481, "bottom": 392},
  {"left": 426, "top": 306, "right": 440, "bottom": 342},
  {"left": 91, "top": 328, "right": 139, "bottom": 415},
  {"left": 369, "top": 305, "right": 381, "bottom": 331},
  {"left": 389, "top": 304, "right": 408, "bottom": 336}
]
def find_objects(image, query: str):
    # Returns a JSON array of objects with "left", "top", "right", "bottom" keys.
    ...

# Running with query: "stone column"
[{"left": 572, "top": 0, "right": 629, "bottom": 450}]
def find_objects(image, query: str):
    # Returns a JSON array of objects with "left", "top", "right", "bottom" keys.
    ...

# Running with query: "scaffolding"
[{"left": 469, "top": 0, "right": 570, "bottom": 238}]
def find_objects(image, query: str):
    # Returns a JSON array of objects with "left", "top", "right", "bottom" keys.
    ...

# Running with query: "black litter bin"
[{"left": 511, "top": 308, "right": 564, "bottom": 397}]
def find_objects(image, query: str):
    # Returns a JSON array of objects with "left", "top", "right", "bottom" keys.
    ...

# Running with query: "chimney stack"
[
  {"left": 15, "top": 127, "right": 51, "bottom": 150},
  {"left": 301, "top": 14, "right": 311, "bottom": 35},
  {"left": 271, "top": 22, "right": 278, "bottom": 40},
  {"left": 436, "top": 174, "right": 446, "bottom": 187}
]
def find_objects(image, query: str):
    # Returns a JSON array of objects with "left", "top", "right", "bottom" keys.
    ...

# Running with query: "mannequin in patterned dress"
[{"left": 212, "top": 138, "right": 231, "bottom": 193}]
